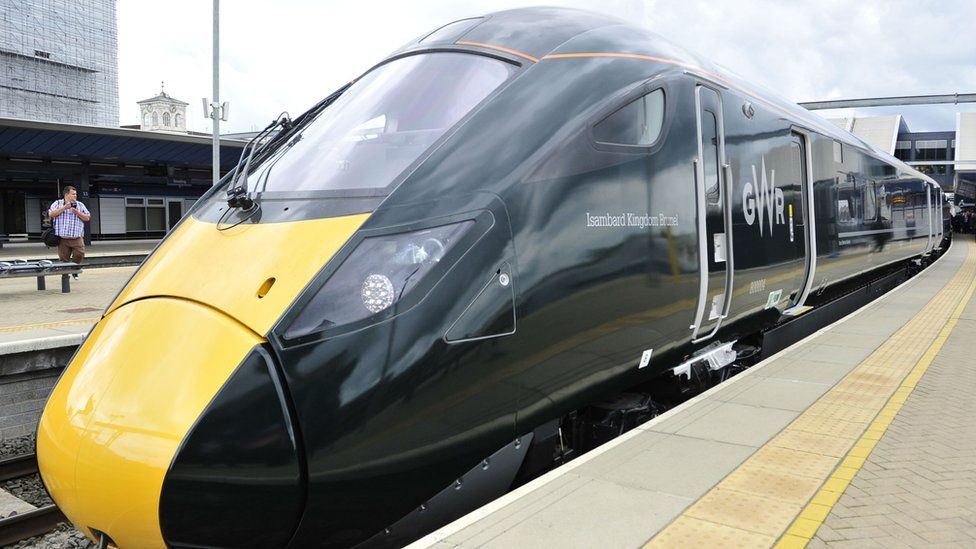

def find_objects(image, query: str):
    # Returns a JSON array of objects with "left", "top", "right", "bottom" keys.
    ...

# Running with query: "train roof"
[{"left": 390, "top": 7, "right": 940, "bottom": 189}]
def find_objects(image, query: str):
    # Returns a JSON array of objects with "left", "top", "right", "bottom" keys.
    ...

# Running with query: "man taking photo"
[{"left": 49, "top": 186, "right": 90, "bottom": 279}]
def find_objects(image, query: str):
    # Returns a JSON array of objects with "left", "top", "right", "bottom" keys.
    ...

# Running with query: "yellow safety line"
[
  {"left": 775, "top": 261, "right": 976, "bottom": 548},
  {"left": 0, "top": 317, "right": 99, "bottom": 333}
]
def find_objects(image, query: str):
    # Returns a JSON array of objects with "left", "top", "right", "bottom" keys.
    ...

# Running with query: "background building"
[
  {"left": 0, "top": 118, "right": 244, "bottom": 242},
  {"left": 955, "top": 113, "right": 976, "bottom": 206},
  {"left": 138, "top": 86, "right": 188, "bottom": 133},
  {"left": 0, "top": 0, "right": 119, "bottom": 127}
]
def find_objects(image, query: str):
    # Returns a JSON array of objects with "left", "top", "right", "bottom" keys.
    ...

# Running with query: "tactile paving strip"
[
  {"left": 646, "top": 241, "right": 976, "bottom": 548},
  {"left": 652, "top": 516, "right": 776, "bottom": 547},
  {"left": 684, "top": 488, "right": 803, "bottom": 537}
]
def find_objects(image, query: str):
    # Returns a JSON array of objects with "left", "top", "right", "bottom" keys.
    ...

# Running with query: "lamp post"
[
  {"left": 212, "top": 0, "right": 219, "bottom": 186},
  {"left": 203, "top": 0, "right": 228, "bottom": 186}
]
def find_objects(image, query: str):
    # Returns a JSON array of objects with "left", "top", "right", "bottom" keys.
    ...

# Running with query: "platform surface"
[
  {"left": 0, "top": 266, "right": 135, "bottom": 350},
  {"left": 809, "top": 266, "right": 976, "bottom": 547},
  {"left": 412, "top": 238, "right": 976, "bottom": 549}
]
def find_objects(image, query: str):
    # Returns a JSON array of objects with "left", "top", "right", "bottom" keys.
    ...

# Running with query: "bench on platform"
[{"left": 0, "top": 259, "right": 83, "bottom": 293}]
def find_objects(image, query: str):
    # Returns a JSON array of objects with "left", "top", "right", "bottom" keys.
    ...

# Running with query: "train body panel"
[
  {"left": 36, "top": 298, "right": 265, "bottom": 548},
  {"left": 105, "top": 213, "right": 370, "bottom": 334},
  {"left": 37, "top": 7, "right": 949, "bottom": 549}
]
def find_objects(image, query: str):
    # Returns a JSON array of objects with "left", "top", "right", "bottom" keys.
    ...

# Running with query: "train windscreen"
[{"left": 243, "top": 53, "right": 514, "bottom": 195}]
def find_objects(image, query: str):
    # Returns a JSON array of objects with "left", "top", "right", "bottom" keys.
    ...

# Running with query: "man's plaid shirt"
[{"left": 49, "top": 199, "right": 89, "bottom": 238}]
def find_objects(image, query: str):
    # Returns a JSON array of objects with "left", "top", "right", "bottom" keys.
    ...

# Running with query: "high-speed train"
[{"left": 37, "top": 7, "right": 950, "bottom": 549}]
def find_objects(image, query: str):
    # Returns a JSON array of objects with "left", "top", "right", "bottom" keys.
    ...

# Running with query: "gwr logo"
[{"left": 743, "top": 157, "right": 785, "bottom": 236}]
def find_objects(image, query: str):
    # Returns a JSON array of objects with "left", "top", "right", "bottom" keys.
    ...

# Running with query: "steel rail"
[
  {"left": 0, "top": 452, "right": 67, "bottom": 545},
  {"left": 0, "top": 505, "right": 68, "bottom": 546},
  {"left": 0, "top": 452, "right": 38, "bottom": 481}
]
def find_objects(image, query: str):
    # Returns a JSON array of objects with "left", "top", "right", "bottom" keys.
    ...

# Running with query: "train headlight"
[
  {"left": 285, "top": 220, "right": 474, "bottom": 338},
  {"left": 361, "top": 274, "right": 395, "bottom": 313}
]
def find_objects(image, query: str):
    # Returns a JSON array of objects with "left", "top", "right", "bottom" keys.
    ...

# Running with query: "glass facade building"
[
  {"left": 894, "top": 131, "right": 956, "bottom": 189},
  {"left": 0, "top": 0, "right": 119, "bottom": 127}
]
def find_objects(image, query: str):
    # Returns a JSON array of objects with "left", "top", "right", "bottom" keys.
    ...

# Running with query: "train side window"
[
  {"left": 837, "top": 198, "right": 854, "bottom": 224},
  {"left": 878, "top": 185, "right": 891, "bottom": 221},
  {"left": 863, "top": 181, "right": 877, "bottom": 220},
  {"left": 702, "top": 110, "right": 720, "bottom": 204},
  {"left": 593, "top": 88, "right": 665, "bottom": 146}
]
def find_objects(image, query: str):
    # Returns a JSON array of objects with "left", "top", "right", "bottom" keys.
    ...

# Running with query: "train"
[{"left": 37, "top": 7, "right": 950, "bottom": 549}]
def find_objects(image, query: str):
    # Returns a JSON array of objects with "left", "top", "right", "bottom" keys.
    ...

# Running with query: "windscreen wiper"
[
  {"left": 224, "top": 82, "right": 352, "bottom": 211},
  {"left": 226, "top": 113, "right": 293, "bottom": 210}
]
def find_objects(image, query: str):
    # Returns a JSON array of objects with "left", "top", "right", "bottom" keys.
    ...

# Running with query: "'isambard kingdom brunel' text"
[{"left": 585, "top": 212, "right": 679, "bottom": 229}]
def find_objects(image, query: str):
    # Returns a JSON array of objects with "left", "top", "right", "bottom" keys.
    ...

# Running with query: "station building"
[
  {"left": 0, "top": 117, "right": 245, "bottom": 242},
  {"left": 0, "top": 0, "right": 119, "bottom": 127}
]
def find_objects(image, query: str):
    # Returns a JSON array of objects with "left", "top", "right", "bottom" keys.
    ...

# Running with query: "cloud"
[
  {"left": 117, "top": 0, "right": 975, "bottom": 134},
  {"left": 118, "top": 0, "right": 640, "bottom": 132},
  {"left": 641, "top": 0, "right": 976, "bottom": 130}
]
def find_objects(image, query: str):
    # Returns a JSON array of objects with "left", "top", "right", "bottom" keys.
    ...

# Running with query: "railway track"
[
  {"left": 0, "top": 453, "right": 68, "bottom": 547},
  {"left": 0, "top": 453, "right": 37, "bottom": 482}
]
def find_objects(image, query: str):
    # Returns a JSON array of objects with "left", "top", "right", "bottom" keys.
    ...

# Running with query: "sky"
[{"left": 117, "top": 0, "right": 976, "bottom": 135}]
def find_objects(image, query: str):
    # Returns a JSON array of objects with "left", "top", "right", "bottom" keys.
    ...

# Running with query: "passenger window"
[
  {"left": 837, "top": 199, "right": 854, "bottom": 224},
  {"left": 878, "top": 185, "right": 891, "bottom": 221},
  {"left": 863, "top": 182, "right": 877, "bottom": 220},
  {"left": 593, "top": 89, "right": 665, "bottom": 146}
]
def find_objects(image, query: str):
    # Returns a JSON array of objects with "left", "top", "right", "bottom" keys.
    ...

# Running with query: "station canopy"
[
  {"left": 827, "top": 115, "right": 907, "bottom": 155},
  {"left": 0, "top": 117, "right": 245, "bottom": 170}
]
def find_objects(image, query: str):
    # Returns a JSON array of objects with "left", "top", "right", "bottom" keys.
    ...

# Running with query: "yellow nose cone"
[
  {"left": 107, "top": 213, "right": 371, "bottom": 335},
  {"left": 37, "top": 298, "right": 262, "bottom": 547}
]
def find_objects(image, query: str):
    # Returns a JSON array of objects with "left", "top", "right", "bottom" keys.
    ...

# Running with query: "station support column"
[{"left": 77, "top": 171, "right": 92, "bottom": 246}]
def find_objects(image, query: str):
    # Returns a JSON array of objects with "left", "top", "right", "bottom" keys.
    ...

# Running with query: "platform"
[
  {"left": 0, "top": 265, "right": 135, "bottom": 439},
  {"left": 0, "top": 265, "right": 134, "bottom": 348},
  {"left": 412, "top": 238, "right": 976, "bottom": 549}
]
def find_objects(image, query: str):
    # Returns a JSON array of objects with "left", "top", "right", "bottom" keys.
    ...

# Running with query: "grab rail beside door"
[
  {"left": 690, "top": 157, "right": 709, "bottom": 338},
  {"left": 690, "top": 84, "right": 734, "bottom": 344}
]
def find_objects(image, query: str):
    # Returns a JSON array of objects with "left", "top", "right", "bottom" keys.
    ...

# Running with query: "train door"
[
  {"left": 925, "top": 185, "right": 933, "bottom": 253},
  {"left": 788, "top": 130, "right": 817, "bottom": 310},
  {"left": 690, "top": 85, "right": 733, "bottom": 342},
  {"left": 937, "top": 191, "right": 945, "bottom": 243}
]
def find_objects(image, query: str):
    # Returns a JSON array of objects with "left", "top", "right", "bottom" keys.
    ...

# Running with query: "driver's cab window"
[{"left": 593, "top": 88, "right": 665, "bottom": 146}]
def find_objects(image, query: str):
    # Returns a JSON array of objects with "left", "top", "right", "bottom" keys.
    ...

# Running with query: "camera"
[{"left": 70, "top": 202, "right": 77, "bottom": 208}]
